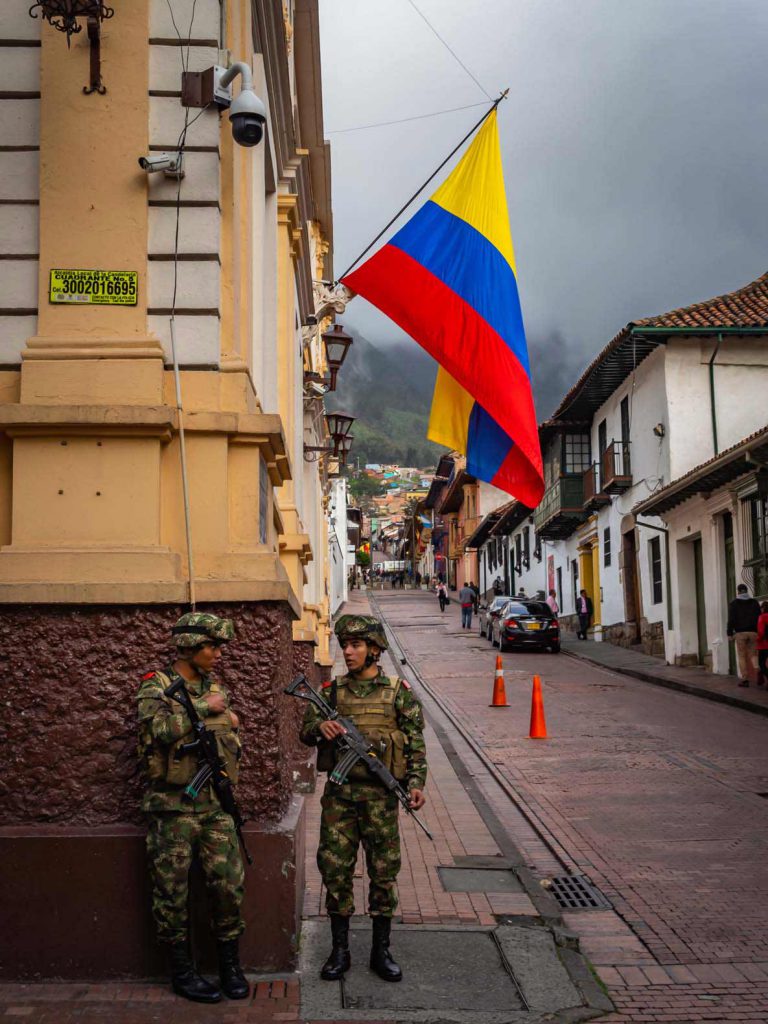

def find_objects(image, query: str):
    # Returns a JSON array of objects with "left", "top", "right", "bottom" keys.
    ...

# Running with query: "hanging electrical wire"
[
  {"left": 326, "top": 100, "right": 489, "bottom": 135},
  {"left": 406, "top": 0, "right": 492, "bottom": 100},
  {"left": 164, "top": 0, "right": 205, "bottom": 609}
]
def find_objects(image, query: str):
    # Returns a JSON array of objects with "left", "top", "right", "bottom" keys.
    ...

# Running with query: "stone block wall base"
[
  {"left": 601, "top": 617, "right": 666, "bottom": 658},
  {"left": 0, "top": 795, "right": 305, "bottom": 979}
]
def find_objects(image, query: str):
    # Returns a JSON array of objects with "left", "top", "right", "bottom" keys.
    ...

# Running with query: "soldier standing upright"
[
  {"left": 137, "top": 612, "right": 248, "bottom": 1004},
  {"left": 300, "top": 614, "right": 428, "bottom": 983}
]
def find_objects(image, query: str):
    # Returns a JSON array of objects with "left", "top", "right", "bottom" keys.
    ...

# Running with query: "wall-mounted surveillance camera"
[
  {"left": 138, "top": 152, "right": 184, "bottom": 177},
  {"left": 217, "top": 62, "right": 266, "bottom": 148}
]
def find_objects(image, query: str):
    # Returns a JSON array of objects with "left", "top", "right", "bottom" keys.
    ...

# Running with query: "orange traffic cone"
[
  {"left": 529, "top": 674, "right": 547, "bottom": 738},
  {"left": 489, "top": 654, "right": 509, "bottom": 707}
]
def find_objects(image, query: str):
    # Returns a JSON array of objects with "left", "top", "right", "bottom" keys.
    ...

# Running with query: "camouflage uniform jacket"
[
  {"left": 137, "top": 666, "right": 239, "bottom": 814},
  {"left": 299, "top": 670, "right": 427, "bottom": 799}
]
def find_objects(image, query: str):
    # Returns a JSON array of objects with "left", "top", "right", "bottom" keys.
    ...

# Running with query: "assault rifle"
[
  {"left": 164, "top": 676, "right": 253, "bottom": 866},
  {"left": 285, "top": 674, "right": 433, "bottom": 841}
]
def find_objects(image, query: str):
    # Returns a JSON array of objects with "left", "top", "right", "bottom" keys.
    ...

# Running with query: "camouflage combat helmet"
[
  {"left": 334, "top": 614, "right": 388, "bottom": 651},
  {"left": 171, "top": 612, "right": 235, "bottom": 648}
]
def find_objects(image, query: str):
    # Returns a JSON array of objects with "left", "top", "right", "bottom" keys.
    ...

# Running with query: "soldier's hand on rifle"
[
  {"left": 229, "top": 711, "right": 240, "bottom": 729},
  {"left": 319, "top": 720, "right": 347, "bottom": 741},
  {"left": 408, "top": 788, "right": 425, "bottom": 810},
  {"left": 203, "top": 691, "right": 227, "bottom": 714}
]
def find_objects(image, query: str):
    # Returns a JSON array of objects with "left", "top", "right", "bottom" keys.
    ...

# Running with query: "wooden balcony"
[
  {"left": 582, "top": 462, "right": 611, "bottom": 511},
  {"left": 601, "top": 441, "right": 632, "bottom": 493},
  {"left": 533, "top": 475, "right": 586, "bottom": 539}
]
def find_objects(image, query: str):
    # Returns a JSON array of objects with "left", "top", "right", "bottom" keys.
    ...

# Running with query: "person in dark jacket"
[
  {"left": 576, "top": 589, "right": 593, "bottom": 640},
  {"left": 727, "top": 584, "right": 761, "bottom": 687}
]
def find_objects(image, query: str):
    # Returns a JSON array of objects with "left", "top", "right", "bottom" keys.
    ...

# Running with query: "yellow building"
[{"left": 0, "top": 0, "right": 337, "bottom": 976}]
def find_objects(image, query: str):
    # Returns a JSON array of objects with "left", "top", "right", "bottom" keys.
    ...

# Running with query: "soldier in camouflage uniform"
[
  {"left": 137, "top": 612, "right": 248, "bottom": 1004},
  {"left": 300, "top": 614, "right": 427, "bottom": 983}
]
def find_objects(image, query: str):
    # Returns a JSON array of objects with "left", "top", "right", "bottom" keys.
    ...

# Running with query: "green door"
[
  {"left": 693, "top": 538, "right": 708, "bottom": 665},
  {"left": 723, "top": 513, "right": 737, "bottom": 675}
]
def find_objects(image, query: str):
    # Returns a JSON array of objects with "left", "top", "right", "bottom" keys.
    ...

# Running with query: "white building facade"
[{"left": 470, "top": 273, "right": 768, "bottom": 662}]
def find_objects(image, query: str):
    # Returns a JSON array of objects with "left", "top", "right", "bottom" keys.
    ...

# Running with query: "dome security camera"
[
  {"left": 229, "top": 88, "right": 267, "bottom": 148},
  {"left": 217, "top": 62, "right": 267, "bottom": 149}
]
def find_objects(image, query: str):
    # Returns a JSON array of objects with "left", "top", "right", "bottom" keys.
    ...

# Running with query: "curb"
[{"left": 561, "top": 645, "right": 768, "bottom": 718}]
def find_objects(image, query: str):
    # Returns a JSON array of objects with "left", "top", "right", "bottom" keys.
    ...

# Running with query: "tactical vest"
[
  {"left": 317, "top": 676, "right": 407, "bottom": 781},
  {"left": 138, "top": 670, "right": 242, "bottom": 789}
]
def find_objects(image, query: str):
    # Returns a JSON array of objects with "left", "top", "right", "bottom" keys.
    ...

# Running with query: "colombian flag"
[{"left": 341, "top": 110, "right": 543, "bottom": 507}]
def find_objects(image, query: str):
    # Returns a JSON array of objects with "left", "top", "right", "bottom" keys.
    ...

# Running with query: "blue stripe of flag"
[{"left": 389, "top": 200, "right": 530, "bottom": 377}]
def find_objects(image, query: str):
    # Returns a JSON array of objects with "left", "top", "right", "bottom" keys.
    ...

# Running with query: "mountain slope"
[{"left": 327, "top": 330, "right": 447, "bottom": 468}]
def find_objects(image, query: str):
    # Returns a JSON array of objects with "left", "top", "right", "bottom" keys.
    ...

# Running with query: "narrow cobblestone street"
[
  {"left": 356, "top": 588, "right": 768, "bottom": 1023},
  {"left": 3, "top": 588, "right": 768, "bottom": 1022}
]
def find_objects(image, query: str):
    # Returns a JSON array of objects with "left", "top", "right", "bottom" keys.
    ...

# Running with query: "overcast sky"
[{"left": 318, "top": 0, "right": 768, "bottom": 415}]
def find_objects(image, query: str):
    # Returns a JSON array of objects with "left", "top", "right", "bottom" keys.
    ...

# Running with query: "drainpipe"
[{"left": 708, "top": 332, "right": 722, "bottom": 456}]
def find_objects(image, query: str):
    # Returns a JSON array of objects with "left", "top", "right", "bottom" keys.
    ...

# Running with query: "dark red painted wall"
[{"left": 0, "top": 602, "right": 313, "bottom": 826}]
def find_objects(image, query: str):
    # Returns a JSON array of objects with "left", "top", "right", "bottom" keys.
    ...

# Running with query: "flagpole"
[{"left": 336, "top": 89, "right": 509, "bottom": 284}]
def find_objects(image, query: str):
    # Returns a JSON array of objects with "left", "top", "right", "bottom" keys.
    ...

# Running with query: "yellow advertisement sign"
[{"left": 49, "top": 269, "right": 138, "bottom": 306}]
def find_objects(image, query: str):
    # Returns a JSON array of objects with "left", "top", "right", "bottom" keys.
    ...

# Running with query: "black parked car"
[
  {"left": 479, "top": 595, "right": 511, "bottom": 639},
  {"left": 490, "top": 599, "right": 560, "bottom": 653}
]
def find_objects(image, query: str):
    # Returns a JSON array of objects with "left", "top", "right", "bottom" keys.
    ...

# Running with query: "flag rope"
[{"left": 335, "top": 89, "right": 508, "bottom": 284}]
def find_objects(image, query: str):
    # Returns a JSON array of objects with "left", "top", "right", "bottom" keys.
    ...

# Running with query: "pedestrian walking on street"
[
  {"left": 756, "top": 601, "right": 768, "bottom": 687},
  {"left": 436, "top": 581, "right": 447, "bottom": 613},
  {"left": 576, "top": 589, "right": 593, "bottom": 639},
  {"left": 546, "top": 589, "right": 559, "bottom": 616},
  {"left": 459, "top": 582, "right": 475, "bottom": 629},
  {"left": 470, "top": 581, "right": 480, "bottom": 613},
  {"left": 493, "top": 576, "right": 503, "bottom": 595},
  {"left": 137, "top": 613, "right": 248, "bottom": 1004},
  {"left": 728, "top": 583, "right": 761, "bottom": 686},
  {"left": 516, "top": 587, "right": 528, "bottom": 600},
  {"left": 299, "top": 615, "right": 428, "bottom": 984}
]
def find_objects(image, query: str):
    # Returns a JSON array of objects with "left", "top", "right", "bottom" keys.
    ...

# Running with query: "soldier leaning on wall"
[{"left": 137, "top": 613, "right": 248, "bottom": 1004}]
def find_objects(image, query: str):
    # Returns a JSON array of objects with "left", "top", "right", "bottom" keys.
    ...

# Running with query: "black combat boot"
[
  {"left": 369, "top": 916, "right": 402, "bottom": 982},
  {"left": 320, "top": 914, "right": 351, "bottom": 981},
  {"left": 168, "top": 941, "right": 222, "bottom": 1003},
  {"left": 217, "top": 938, "right": 250, "bottom": 999}
]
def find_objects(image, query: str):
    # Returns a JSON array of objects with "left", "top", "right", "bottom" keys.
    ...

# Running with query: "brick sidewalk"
[
  {"left": 0, "top": 978, "right": 301, "bottom": 1023},
  {"left": 561, "top": 637, "right": 768, "bottom": 717}
]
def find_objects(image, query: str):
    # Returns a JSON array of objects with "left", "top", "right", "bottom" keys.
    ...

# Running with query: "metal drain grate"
[{"left": 547, "top": 873, "right": 612, "bottom": 910}]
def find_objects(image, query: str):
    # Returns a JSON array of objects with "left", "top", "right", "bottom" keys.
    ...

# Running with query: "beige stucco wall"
[{"left": 0, "top": 0, "right": 334, "bottom": 659}]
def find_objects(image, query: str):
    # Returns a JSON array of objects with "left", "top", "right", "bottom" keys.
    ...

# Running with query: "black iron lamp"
[
  {"left": 336, "top": 434, "right": 354, "bottom": 468},
  {"left": 324, "top": 411, "right": 354, "bottom": 441},
  {"left": 322, "top": 324, "right": 353, "bottom": 392},
  {"left": 29, "top": 1, "right": 114, "bottom": 93},
  {"left": 303, "top": 411, "right": 355, "bottom": 463}
]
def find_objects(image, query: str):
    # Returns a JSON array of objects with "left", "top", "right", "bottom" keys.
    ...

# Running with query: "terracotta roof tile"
[
  {"left": 635, "top": 271, "right": 768, "bottom": 329},
  {"left": 554, "top": 271, "right": 768, "bottom": 421}
]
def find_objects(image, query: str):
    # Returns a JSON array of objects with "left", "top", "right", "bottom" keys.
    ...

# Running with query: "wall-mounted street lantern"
[
  {"left": 324, "top": 411, "right": 355, "bottom": 440},
  {"left": 322, "top": 324, "right": 353, "bottom": 392},
  {"left": 304, "top": 411, "right": 355, "bottom": 463},
  {"left": 29, "top": 1, "right": 114, "bottom": 93},
  {"left": 336, "top": 434, "right": 354, "bottom": 468}
]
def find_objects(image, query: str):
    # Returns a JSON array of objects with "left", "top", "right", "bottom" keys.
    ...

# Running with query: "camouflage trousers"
[
  {"left": 318, "top": 786, "right": 401, "bottom": 917},
  {"left": 146, "top": 809, "right": 244, "bottom": 945}
]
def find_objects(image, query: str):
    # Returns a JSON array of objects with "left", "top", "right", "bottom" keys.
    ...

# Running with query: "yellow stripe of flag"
[{"left": 430, "top": 110, "right": 516, "bottom": 273}]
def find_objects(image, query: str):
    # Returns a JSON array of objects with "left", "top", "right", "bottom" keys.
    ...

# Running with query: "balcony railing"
[
  {"left": 601, "top": 441, "right": 632, "bottom": 493},
  {"left": 533, "top": 475, "right": 586, "bottom": 539},
  {"left": 582, "top": 462, "right": 611, "bottom": 511}
]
